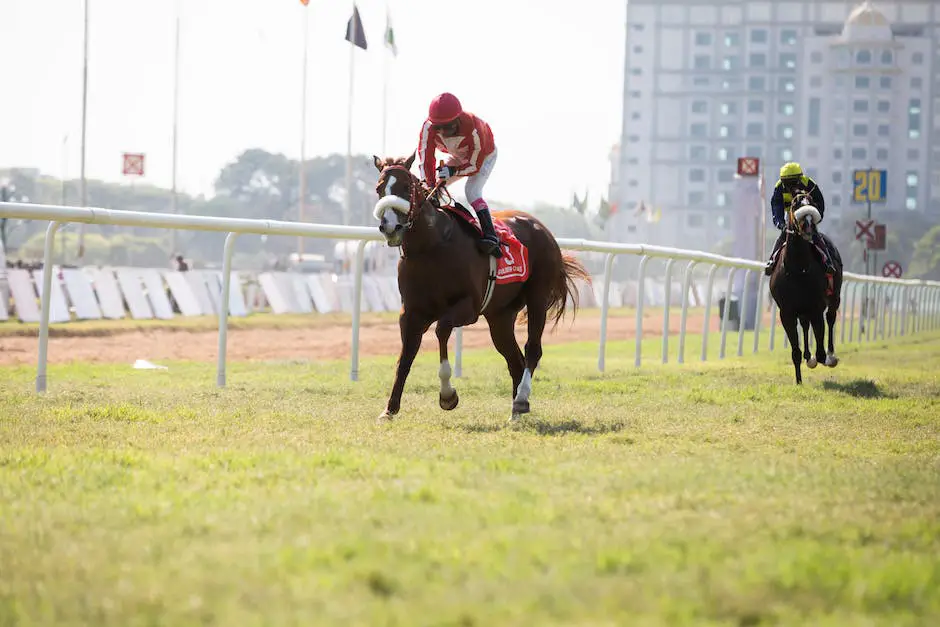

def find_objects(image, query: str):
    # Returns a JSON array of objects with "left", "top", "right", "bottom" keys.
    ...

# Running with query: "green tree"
[{"left": 908, "top": 225, "right": 940, "bottom": 280}]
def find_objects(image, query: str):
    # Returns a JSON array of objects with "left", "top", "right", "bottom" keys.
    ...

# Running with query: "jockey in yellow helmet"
[{"left": 765, "top": 162, "right": 836, "bottom": 284}]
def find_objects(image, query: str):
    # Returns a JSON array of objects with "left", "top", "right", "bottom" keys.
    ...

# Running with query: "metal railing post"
[
  {"left": 36, "top": 221, "right": 62, "bottom": 393},
  {"left": 216, "top": 232, "right": 239, "bottom": 388},
  {"left": 701, "top": 264, "right": 719, "bottom": 362},
  {"left": 350, "top": 240, "right": 367, "bottom": 381},
  {"left": 634, "top": 255, "right": 650, "bottom": 368},
  {"left": 598, "top": 252, "right": 616, "bottom": 372},
  {"left": 677, "top": 260, "right": 698, "bottom": 364},
  {"left": 719, "top": 267, "right": 737, "bottom": 360},
  {"left": 753, "top": 274, "right": 765, "bottom": 354},
  {"left": 661, "top": 258, "right": 676, "bottom": 364},
  {"left": 737, "top": 269, "right": 750, "bottom": 357}
]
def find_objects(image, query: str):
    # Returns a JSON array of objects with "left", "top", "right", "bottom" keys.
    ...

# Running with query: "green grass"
[{"left": 1, "top": 333, "right": 940, "bottom": 626}]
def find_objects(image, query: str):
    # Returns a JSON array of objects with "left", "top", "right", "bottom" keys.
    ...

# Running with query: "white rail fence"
[{"left": 2, "top": 201, "right": 938, "bottom": 393}]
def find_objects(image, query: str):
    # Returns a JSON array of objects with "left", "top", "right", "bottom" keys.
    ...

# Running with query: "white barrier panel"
[
  {"left": 288, "top": 273, "right": 314, "bottom": 314},
  {"left": 1, "top": 200, "right": 937, "bottom": 394},
  {"left": 377, "top": 275, "right": 401, "bottom": 311},
  {"left": 318, "top": 274, "right": 342, "bottom": 312},
  {"left": 32, "top": 268, "right": 70, "bottom": 323},
  {"left": 116, "top": 269, "right": 155, "bottom": 320},
  {"left": 139, "top": 269, "right": 175, "bottom": 320},
  {"left": 227, "top": 272, "right": 247, "bottom": 317},
  {"left": 61, "top": 268, "right": 103, "bottom": 320},
  {"left": 306, "top": 274, "right": 334, "bottom": 313},
  {"left": 7, "top": 269, "right": 40, "bottom": 322},
  {"left": 186, "top": 271, "right": 216, "bottom": 315},
  {"left": 362, "top": 276, "right": 385, "bottom": 312},
  {"left": 85, "top": 267, "right": 126, "bottom": 319},
  {"left": 0, "top": 283, "right": 8, "bottom": 321},
  {"left": 258, "top": 272, "right": 291, "bottom": 314},
  {"left": 163, "top": 271, "right": 203, "bottom": 317}
]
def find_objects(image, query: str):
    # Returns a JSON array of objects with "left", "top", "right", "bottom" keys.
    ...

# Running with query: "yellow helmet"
[{"left": 780, "top": 162, "right": 803, "bottom": 179}]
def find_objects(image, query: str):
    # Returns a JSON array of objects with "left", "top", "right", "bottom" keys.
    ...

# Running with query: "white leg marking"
[
  {"left": 439, "top": 359, "right": 455, "bottom": 396},
  {"left": 514, "top": 368, "right": 532, "bottom": 404}
]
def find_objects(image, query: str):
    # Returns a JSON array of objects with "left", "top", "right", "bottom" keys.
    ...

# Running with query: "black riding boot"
[
  {"left": 765, "top": 231, "right": 785, "bottom": 276},
  {"left": 475, "top": 208, "right": 503, "bottom": 258}
]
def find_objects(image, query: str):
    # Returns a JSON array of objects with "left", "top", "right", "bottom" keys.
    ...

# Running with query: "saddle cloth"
[{"left": 443, "top": 203, "right": 530, "bottom": 284}]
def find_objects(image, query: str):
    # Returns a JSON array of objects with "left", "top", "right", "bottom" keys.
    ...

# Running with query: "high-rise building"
[{"left": 612, "top": 0, "right": 940, "bottom": 250}]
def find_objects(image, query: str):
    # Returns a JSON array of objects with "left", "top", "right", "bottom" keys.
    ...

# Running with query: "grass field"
[{"left": 1, "top": 331, "right": 939, "bottom": 626}]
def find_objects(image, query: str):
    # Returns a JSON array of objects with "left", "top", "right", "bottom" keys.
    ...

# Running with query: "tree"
[{"left": 909, "top": 225, "right": 940, "bottom": 280}]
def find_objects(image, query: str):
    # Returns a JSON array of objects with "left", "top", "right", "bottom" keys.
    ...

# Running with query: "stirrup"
[{"left": 478, "top": 236, "right": 502, "bottom": 258}]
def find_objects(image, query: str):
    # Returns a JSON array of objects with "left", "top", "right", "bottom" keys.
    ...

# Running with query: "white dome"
[{"left": 842, "top": 2, "right": 892, "bottom": 42}]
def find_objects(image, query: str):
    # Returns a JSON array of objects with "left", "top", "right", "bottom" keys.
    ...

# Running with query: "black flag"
[{"left": 345, "top": 4, "right": 368, "bottom": 50}]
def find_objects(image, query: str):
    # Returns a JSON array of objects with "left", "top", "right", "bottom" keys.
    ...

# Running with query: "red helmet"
[{"left": 428, "top": 93, "right": 462, "bottom": 124}]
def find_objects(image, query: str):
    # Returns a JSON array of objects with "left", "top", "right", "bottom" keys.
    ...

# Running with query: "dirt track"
[{"left": 0, "top": 310, "right": 732, "bottom": 366}]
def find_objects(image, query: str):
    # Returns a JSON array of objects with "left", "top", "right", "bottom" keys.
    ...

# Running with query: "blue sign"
[{"left": 853, "top": 169, "right": 887, "bottom": 203}]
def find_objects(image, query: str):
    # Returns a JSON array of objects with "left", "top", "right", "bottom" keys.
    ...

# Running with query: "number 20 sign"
[{"left": 853, "top": 169, "right": 887, "bottom": 203}]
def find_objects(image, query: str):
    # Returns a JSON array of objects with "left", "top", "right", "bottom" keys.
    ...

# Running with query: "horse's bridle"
[
  {"left": 376, "top": 165, "right": 449, "bottom": 231},
  {"left": 786, "top": 192, "right": 815, "bottom": 239}
]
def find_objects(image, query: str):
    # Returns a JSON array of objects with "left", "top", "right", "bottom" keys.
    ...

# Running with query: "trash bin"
[{"left": 718, "top": 294, "right": 740, "bottom": 323}]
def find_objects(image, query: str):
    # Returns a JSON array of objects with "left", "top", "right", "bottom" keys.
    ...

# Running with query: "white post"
[
  {"left": 344, "top": 39, "right": 355, "bottom": 226},
  {"left": 350, "top": 240, "right": 367, "bottom": 380},
  {"left": 677, "top": 260, "right": 698, "bottom": 364},
  {"left": 768, "top": 296, "right": 778, "bottom": 352},
  {"left": 634, "top": 255, "right": 650, "bottom": 368},
  {"left": 36, "top": 222, "right": 62, "bottom": 393},
  {"left": 171, "top": 5, "right": 181, "bottom": 255},
  {"left": 216, "top": 232, "right": 239, "bottom": 388},
  {"left": 77, "top": 0, "right": 89, "bottom": 261},
  {"left": 298, "top": 6, "right": 310, "bottom": 255},
  {"left": 597, "top": 253, "right": 616, "bottom": 372},
  {"left": 661, "top": 258, "right": 675, "bottom": 364},
  {"left": 737, "top": 269, "right": 750, "bottom": 357},
  {"left": 719, "top": 267, "right": 737, "bottom": 359},
  {"left": 752, "top": 274, "right": 765, "bottom": 354},
  {"left": 840, "top": 279, "right": 849, "bottom": 344},
  {"left": 848, "top": 281, "right": 860, "bottom": 342},
  {"left": 701, "top": 264, "right": 719, "bottom": 361}
]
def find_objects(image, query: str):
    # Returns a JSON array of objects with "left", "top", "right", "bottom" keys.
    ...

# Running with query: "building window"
[
  {"left": 907, "top": 172, "right": 918, "bottom": 187},
  {"left": 780, "top": 53, "right": 797, "bottom": 69},
  {"left": 833, "top": 148, "right": 843, "bottom": 159},
  {"left": 856, "top": 50, "right": 872, "bottom": 64},
  {"left": 688, "top": 193, "right": 705, "bottom": 207},
  {"left": 779, "top": 124, "right": 794, "bottom": 139},
  {"left": 694, "top": 55, "right": 711, "bottom": 70},
  {"left": 832, "top": 194, "right": 842, "bottom": 207},
  {"left": 750, "top": 29, "right": 768, "bottom": 44},
  {"left": 628, "top": 135, "right": 640, "bottom": 143},
  {"left": 631, "top": 112, "right": 641, "bottom": 120},
  {"left": 881, "top": 50, "right": 893, "bottom": 64},
  {"left": 877, "top": 101, "right": 890, "bottom": 113},
  {"left": 690, "top": 169, "right": 706, "bottom": 182},
  {"left": 833, "top": 172, "right": 843, "bottom": 184},
  {"left": 911, "top": 77, "right": 923, "bottom": 89},
  {"left": 691, "top": 100, "right": 708, "bottom": 113},
  {"left": 855, "top": 76, "right": 870, "bottom": 89},
  {"left": 687, "top": 212, "right": 704, "bottom": 226},
  {"left": 878, "top": 124, "right": 890, "bottom": 137},
  {"left": 748, "top": 100, "right": 764, "bottom": 113},
  {"left": 805, "top": 97, "right": 821, "bottom": 138},
  {"left": 745, "top": 146, "right": 761, "bottom": 159},
  {"left": 779, "top": 102, "right": 795, "bottom": 116},
  {"left": 717, "top": 170, "right": 734, "bottom": 183},
  {"left": 811, "top": 76, "right": 823, "bottom": 88},
  {"left": 630, "top": 68, "right": 642, "bottom": 75},
  {"left": 749, "top": 52, "right": 767, "bottom": 67},
  {"left": 880, "top": 76, "right": 891, "bottom": 89},
  {"left": 633, "top": 46, "right": 643, "bottom": 54},
  {"left": 780, "top": 29, "right": 797, "bottom": 45},
  {"left": 779, "top": 77, "right": 796, "bottom": 92},
  {"left": 719, "top": 125, "right": 734, "bottom": 138},
  {"left": 876, "top": 148, "right": 888, "bottom": 161},
  {"left": 691, "top": 123, "right": 708, "bottom": 137},
  {"left": 717, "top": 147, "right": 733, "bottom": 161},
  {"left": 630, "top": 91, "right": 642, "bottom": 98},
  {"left": 746, "top": 122, "right": 763, "bottom": 137},
  {"left": 853, "top": 100, "right": 869, "bottom": 113},
  {"left": 834, "top": 123, "right": 844, "bottom": 137},
  {"left": 695, "top": 32, "right": 712, "bottom": 46},
  {"left": 909, "top": 99, "right": 922, "bottom": 138},
  {"left": 851, "top": 147, "right": 867, "bottom": 160},
  {"left": 724, "top": 32, "right": 740, "bottom": 47},
  {"left": 912, "top": 52, "right": 924, "bottom": 65},
  {"left": 721, "top": 102, "right": 737, "bottom": 115},
  {"left": 631, "top": 24, "right": 645, "bottom": 32},
  {"left": 723, "top": 56, "right": 739, "bottom": 70},
  {"left": 907, "top": 148, "right": 919, "bottom": 160},
  {"left": 906, "top": 198, "right": 917, "bottom": 210},
  {"left": 811, "top": 51, "right": 823, "bottom": 63},
  {"left": 852, "top": 123, "right": 868, "bottom": 137},
  {"left": 690, "top": 146, "right": 707, "bottom": 160},
  {"left": 780, "top": 148, "right": 793, "bottom": 161},
  {"left": 747, "top": 76, "right": 766, "bottom": 91},
  {"left": 717, "top": 215, "right": 729, "bottom": 229},
  {"left": 807, "top": 146, "right": 818, "bottom": 158},
  {"left": 693, "top": 77, "right": 710, "bottom": 87},
  {"left": 628, "top": 180, "right": 639, "bottom": 187},
  {"left": 716, "top": 192, "right": 727, "bottom": 206}
]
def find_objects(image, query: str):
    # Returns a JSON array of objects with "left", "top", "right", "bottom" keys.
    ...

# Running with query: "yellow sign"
[{"left": 853, "top": 169, "right": 887, "bottom": 203}]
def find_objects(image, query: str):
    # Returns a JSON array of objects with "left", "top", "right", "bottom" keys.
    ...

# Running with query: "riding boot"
[
  {"left": 765, "top": 232, "right": 785, "bottom": 276},
  {"left": 473, "top": 205, "right": 503, "bottom": 258}
]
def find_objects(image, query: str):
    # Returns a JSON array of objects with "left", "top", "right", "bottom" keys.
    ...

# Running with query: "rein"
[{"left": 378, "top": 165, "right": 451, "bottom": 229}]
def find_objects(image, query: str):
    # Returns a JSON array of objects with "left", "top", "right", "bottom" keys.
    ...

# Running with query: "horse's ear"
[
  {"left": 372, "top": 155, "right": 384, "bottom": 172},
  {"left": 404, "top": 151, "right": 416, "bottom": 171}
]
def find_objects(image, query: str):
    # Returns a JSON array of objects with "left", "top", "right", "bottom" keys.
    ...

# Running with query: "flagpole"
[
  {"left": 345, "top": 25, "right": 354, "bottom": 227},
  {"left": 78, "top": 0, "right": 90, "bottom": 261},
  {"left": 171, "top": 3, "right": 181, "bottom": 256},
  {"left": 298, "top": 5, "right": 309, "bottom": 253},
  {"left": 381, "top": 5, "right": 389, "bottom": 156}
]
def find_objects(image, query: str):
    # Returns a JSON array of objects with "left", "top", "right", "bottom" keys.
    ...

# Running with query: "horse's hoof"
[
  {"left": 377, "top": 410, "right": 396, "bottom": 423},
  {"left": 512, "top": 400, "right": 530, "bottom": 415},
  {"left": 509, "top": 412, "right": 525, "bottom": 423},
  {"left": 826, "top": 354, "right": 839, "bottom": 368},
  {"left": 806, "top": 356, "right": 817, "bottom": 369},
  {"left": 439, "top": 389, "right": 459, "bottom": 411}
]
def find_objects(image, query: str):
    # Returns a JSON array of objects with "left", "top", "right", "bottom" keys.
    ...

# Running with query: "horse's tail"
[{"left": 546, "top": 252, "right": 591, "bottom": 329}]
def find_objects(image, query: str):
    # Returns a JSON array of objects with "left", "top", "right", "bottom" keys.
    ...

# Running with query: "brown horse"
[
  {"left": 372, "top": 153, "right": 590, "bottom": 421},
  {"left": 768, "top": 192, "right": 843, "bottom": 384}
]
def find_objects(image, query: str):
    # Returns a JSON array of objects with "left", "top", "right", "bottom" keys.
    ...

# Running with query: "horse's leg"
[
  {"left": 811, "top": 313, "right": 827, "bottom": 367},
  {"left": 781, "top": 310, "right": 803, "bottom": 384},
  {"left": 800, "top": 315, "right": 816, "bottom": 368},
  {"left": 485, "top": 310, "right": 526, "bottom": 419},
  {"left": 513, "top": 296, "right": 549, "bottom": 419},
  {"left": 379, "top": 310, "right": 430, "bottom": 421},
  {"left": 825, "top": 294, "right": 841, "bottom": 368},
  {"left": 435, "top": 297, "right": 478, "bottom": 411}
]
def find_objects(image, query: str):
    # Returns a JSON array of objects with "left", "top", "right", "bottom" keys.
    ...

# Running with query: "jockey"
[
  {"left": 417, "top": 92, "right": 502, "bottom": 258},
  {"left": 765, "top": 162, "right": 836, "bottom": 283}
]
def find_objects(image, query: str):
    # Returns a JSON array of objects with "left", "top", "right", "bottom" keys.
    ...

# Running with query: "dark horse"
[
  {"left": 372, "top": 154, "right": 590, "bottom": 421},
  {"left": 768, "top": 192, "right": 843, "bottom": 384}
]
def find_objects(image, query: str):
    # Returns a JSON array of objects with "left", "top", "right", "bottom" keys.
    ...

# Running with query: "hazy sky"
[{"left": 1, "top": 0, "right": 625, "bottom": 208}]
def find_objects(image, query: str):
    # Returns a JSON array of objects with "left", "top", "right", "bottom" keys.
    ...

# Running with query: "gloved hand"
[
  {"left": 436, "top": 164, "right": 455, "bottom": 182},
  {"left": 774, "top": 219, "right": 784, "bottom": 230}
]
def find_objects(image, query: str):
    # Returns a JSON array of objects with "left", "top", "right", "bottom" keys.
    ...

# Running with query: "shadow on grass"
[
  {"left": 822, "top": 379, "right": 895, "bottom": 399},
  {"left": 517, "top": 418, "right": 627, "bottom": 436}
]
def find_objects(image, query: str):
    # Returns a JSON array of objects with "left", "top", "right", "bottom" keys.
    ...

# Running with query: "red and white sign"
[
  {"left": 882, "top": 261, "right": 902, "bottom": 278},
  {"left": 737, "top": 157, "right": 759, "bottom": 176},
  {"left": 866, "top": 224, "right": 887, "bottom": 251},
  {"left": 122, "top": 153, "right": 145, "bottom": 177},
  {"left": 855, "top": 219, "right": 875, "bottom": 242}
]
